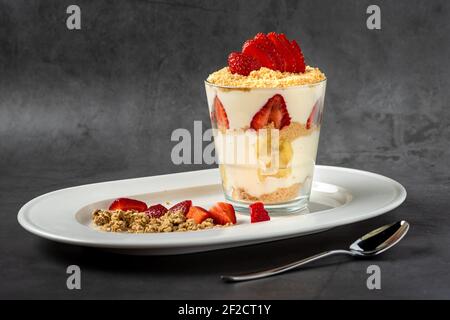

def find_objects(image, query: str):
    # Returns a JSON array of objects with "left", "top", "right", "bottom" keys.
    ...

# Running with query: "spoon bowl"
[{"left": 349, "top": 220, "right": 410, "bottom": 256}]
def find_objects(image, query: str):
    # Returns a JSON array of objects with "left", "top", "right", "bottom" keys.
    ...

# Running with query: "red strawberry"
[
  {"left": 242, "top": 39, "right": 276, "bottom": 70},
  {"left": 269, "top": 33, "right": 297, "bottom": 72},
  {"left": 278, "top": 33, "right": 299, "bottom": 72},
  {"left": 250, "top": 94, "right": 291, "bottom": 130},
  {"left": 209, "top": 202, "right": 236, "bottom": 225},
  {"left": 290, "top": 40, "right": 306, "bottom": 73},
  {"left": 250, "top": 102, "right": 271, "bottom": 130},
  {"left": 168, "top": 200, "right": 192, "bottom": 215},
  {"left": 269, "top": 96, "right": 291, "bottom": 129},
  {"left": 109, "top": 198, "right": 148, "bottom": 212},
  {"left": 306, "top": 101, "right": 319, "bottom": 129},
  {"left": 145, "top": 204, "right": 168, "bottom": 218},
  {"left": 186, "top": 206, "right": 210, "bottom": 224},
  {"left": 267, "top": 32, "right": 288, "bottom": 72},
  {"left": 252, "top": 33, "right": 283, "bottom": 71},
  {"left": 249, "top": 202, "right": 270, "bottom": 223},
  {"left": 227, "top": 33, "right": 308, "bottom": 74},
  {"left": 213, "top": 96, "right": 229, "bottom": 130},
  {"left": 228, "top": 52, "right": 261, "bottom": 76}
]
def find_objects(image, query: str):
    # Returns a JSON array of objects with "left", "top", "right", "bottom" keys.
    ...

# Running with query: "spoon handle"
[{"left": 221, "top": 249, "right": 354, "bottom": 282}]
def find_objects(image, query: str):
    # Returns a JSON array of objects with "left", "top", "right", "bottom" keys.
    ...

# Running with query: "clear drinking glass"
[{"left": 205, "top": 79, "right": 326, "bottom": 213}]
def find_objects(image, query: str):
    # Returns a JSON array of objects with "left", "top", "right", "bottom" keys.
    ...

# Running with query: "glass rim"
[{"left": 204, "top": 77, "right": 327, "bottom": 90}]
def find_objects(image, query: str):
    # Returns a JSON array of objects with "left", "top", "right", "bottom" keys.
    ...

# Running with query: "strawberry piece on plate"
[
  {"left": 186, "top": 206, "right": 210, "bottom": 224},
  {"left": 249, "top": 202, "right": 270, "bottom": 223},
  {"left": 109, "top": 198, "right": 148, "bottom": 212},
  {"left": 145, "top": 204, "right": 168, "bottom": 218},
  {"left": 251, "top": 94, "right": 291, "bottom": 130},
  {"left": 290, "top": 39, "right": 306, "bottom": 73},
  {"left": 168, "top": 200, "right": 192, "bottom": 215},
  {"left": 213, "top": 96, "right": 229, "bottom": 130},
  {"left": 228, "top": 52, "right": 261, "bottom": 76},
  {"left": 209, "top": 202, "right": 237, "bottom": 225}
]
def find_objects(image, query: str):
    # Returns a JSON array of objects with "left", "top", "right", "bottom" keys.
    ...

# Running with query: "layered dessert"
[{"left": 205, "top": 32, "right": 326, "bottom": 211}]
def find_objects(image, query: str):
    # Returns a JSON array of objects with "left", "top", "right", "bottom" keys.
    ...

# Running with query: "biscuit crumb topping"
[{"left": 207, "top": 66, "right": 326, "bottom": 88}]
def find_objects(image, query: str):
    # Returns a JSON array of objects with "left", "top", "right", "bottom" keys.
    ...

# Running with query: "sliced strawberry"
[
  {"left": 306, "top": 101, "right": 319, "bottom": 129},
  {"left": 168, "top": 200, "right": 192, "bottom": 215},
  {"left": 250, "top": 102, "right": 272, "bottom": 130},
  {"left": 186, "top": 206, "right": 210, "bottom": 224},
  {"left": 231, "top": 33, "right": 305, "bottom": 73},
  {"left": 253, "top": 33, "right": 283, "bottom": 71},
  {"left": 267, "top": 32, "right": 289, "bottom": 72},
  {"left": 249, "top": 202, "right": 270, "bottom": 223},
  {"left": 278, "top": 34, "right": 298, "bottom": 72},
  {"left": 269, "top": 95, "right": 291, "bottom": 129},
  {"left": 228, "top": 52, "right": 261, "bottom": 76},
  {"left": 272, "top": 33, "right": 296, "bottom": 72},
  {"left": 145, "top": 204, "right": 168, "bottom": 218},
  {"left": 209, "top": 202, "right": 236, "bottom": 225},
  {"left": 250, "top": 94, "right": 291, "bottom": 130},
  {"left": 242, "top": 39, "right": 273, "bottom": 69},
  {"left": 213, "top": 96, "right": 229, "bottom": 130},
  {"left": 290, "top": 40, "right": 306, "bottom": 73},
  {"left": 109, "top": 198, "right": 148, "bottom": 212}
]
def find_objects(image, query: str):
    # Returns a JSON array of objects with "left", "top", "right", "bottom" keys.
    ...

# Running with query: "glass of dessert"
[{"left": 205, "top": 32, "right": 326, "bottom": 213}]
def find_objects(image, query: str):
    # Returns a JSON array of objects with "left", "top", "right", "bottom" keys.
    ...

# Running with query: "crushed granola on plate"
[{"left": 92, "top": 208, "right": 230, "bottom": 233}]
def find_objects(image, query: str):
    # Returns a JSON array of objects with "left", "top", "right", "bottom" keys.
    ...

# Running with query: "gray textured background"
[{"left": 1, "top": 0, "right": 449, "bottom": 299}]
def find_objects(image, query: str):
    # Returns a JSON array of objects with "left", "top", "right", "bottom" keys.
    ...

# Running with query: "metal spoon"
[{"left": 221, "top": 220, "right": 409, "bottom": 283}]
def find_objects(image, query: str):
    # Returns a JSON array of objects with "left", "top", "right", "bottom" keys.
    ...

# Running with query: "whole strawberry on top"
[{"left": 227, "top": 32, "right": 306, "bottom": 76}]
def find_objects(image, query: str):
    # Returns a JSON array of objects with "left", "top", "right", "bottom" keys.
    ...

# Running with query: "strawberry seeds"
[{"left": 228, "top": 32, "right": 306, "bottom": 76}]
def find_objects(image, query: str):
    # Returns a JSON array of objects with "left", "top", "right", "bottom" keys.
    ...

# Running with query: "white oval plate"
[{"left": 17, "top": 166, "right": 406, "bottom": 255}]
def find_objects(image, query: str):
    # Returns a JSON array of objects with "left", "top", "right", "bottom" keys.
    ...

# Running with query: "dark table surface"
[{"left": 1, "top": 0, "right": 449, "bottom": 299}]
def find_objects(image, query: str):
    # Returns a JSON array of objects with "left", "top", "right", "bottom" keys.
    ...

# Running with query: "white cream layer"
[{"left": 205, "top": 82, "right": 326, "bottom": 129}]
